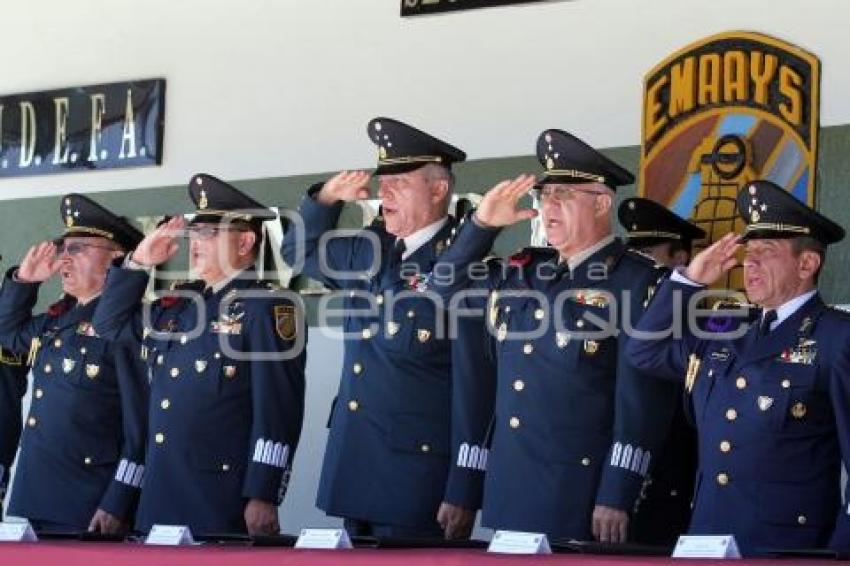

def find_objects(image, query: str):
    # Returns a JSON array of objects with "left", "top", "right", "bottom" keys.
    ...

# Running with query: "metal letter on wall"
[
  {"left": 0, "top": 79, "right": 165, "bottom": 179},
  {"left": 639, "top": 31, "right": 820, "bottom": 290}
]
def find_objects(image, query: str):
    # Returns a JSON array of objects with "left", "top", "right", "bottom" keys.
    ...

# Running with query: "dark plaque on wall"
[
  {"left": 401, "top": 0, "right": 547, "bottom": 17},
  {"left": 0, "top": 79, "right": 165, "bottom": 178}
]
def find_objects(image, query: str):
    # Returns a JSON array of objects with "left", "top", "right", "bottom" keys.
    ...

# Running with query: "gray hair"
[{"left": 422, "top": 163, "right": 455, "bottom": 213}]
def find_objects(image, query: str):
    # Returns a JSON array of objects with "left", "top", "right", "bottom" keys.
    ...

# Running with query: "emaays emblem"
[
  {"left": 274, "top": 305, "right": 297, "bottom": 341},
  {"left": 640, "top": 31, "right": 820, "bottom": 290}
]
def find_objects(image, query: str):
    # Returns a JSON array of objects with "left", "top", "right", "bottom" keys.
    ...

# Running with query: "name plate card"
[
  {"left": 0, "top": 521, "right": 37, "bottom": 542},
  {"left": 294, "top": 528, "right": 353, "bottom": 550},
  {"left": 145, "top": 524, "right": 195, "bottom": 546},
  {"left": 673, "top": 535, "right": 741, "bottom": 559},
  {"left": 487, "top": 530, "right": 551, "bottom": 554}
]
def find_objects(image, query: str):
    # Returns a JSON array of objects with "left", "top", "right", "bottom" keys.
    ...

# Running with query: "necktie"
[
  {"left": 390, "top": 239, "right": 406, "bottom": 268},
  {"left": 759, "top": 309, "right": 777, "bottom": 337}
]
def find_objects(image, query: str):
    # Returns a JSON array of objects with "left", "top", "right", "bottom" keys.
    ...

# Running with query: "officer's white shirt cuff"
[
  {"left": 670, "top": 268, "right": 704, "bottom": 287},
  {"left": 124, "top": 253, "right": 151, "bottom": 272}
]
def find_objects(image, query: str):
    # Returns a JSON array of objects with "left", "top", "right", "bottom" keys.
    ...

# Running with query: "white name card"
[
  {"left": 673, "top": 535, "right": 741, "bottom": 559},
  {"left": 0, "top": 521, "right": 37, "bottom": 542},
  {"left": 488, "top": 530, "right": 551, "bottom": 554},
  {"left": 145, "top": 524, "right": 195, "bottom": 546},
  {"left": 294, "top": 528, "right": 353, "bottom": 550}
]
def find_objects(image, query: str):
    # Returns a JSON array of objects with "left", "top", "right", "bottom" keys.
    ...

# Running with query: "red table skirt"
[{"left": 0, "top": 543, "right": 837, "bottom": 565}]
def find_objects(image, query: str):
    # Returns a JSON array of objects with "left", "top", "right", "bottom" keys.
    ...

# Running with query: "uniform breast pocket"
[
  {"left": 73, "top": 338, "right": 113, "bottom": 389},
  {"left": 197, "top": 355, "right": 247, "bottom": 396},
  {"left": 570, "top": 304, "right": 616, "bottom": 371},
  {"left": 378, "top": 302, "right": 445, "bottom": 356},
  {"left": 771, "top": 364, "right": 828, "bottom": 431},
  {"left": 493, "top": 298, "right": 541, "bottom": 355}
]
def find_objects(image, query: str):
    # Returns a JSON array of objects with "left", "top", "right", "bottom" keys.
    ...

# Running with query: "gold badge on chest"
[
  {"left": 583, "top": 340, "right": 599, "bottom": 354},
  {"left": 85, "top": 364, "right": 100, "bottom": 379}
]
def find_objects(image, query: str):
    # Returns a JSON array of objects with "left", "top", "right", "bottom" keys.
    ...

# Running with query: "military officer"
[
  {"left": 92, "top": 175, "right": 306, "bottom": 537},
  {"left": 0, "top": 254, "right": 28, "bottom": 518},
  {"left": 0, "top": 196, "right": 147, "bottom": 533},
  {"left": 428, "top": 129, "right": 680, "bottom": 543},
  {"left": 627, "top": 180, "right": 850, "bottom": 555},
  {"left": 446, "top": 199, "right": 498, "bottom": 528},
  {"left": 0, "top": 345, "right": 26, "bottom": 519},
  {"left": 281, "top": 117, "right": 483, "bottom": 539},
  {"left": 617, "top": 197, "right": 706, "bottom": 546}
]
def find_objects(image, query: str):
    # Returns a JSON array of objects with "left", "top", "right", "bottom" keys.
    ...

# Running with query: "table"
[{"left": 0, "top": 543, "right": 840, "bottom": 565}]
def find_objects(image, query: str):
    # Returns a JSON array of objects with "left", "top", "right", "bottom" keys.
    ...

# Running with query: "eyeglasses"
[
  {"left": 537, "top": 186, "right": 606, "bottom": 202},
  {"left": 56, "top": 242, "right": 116, "bottom": 256},
  {"left": 186, "top": 226, "right": 249, "bottom": 240}
]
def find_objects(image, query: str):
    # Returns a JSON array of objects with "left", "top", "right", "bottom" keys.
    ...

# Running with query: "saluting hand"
[
  {"left": 684, "top": 232, "right": 741, "bottom": 286},
  {"left": 473, "top": 174, "right": 538, "bottom": 228},
  {"left": 315, "top": 170, "right": 372, "bottom": 206},
  {"left": 17, "top": 241, "right": 61, "bottom": 283},
  {"left": 131, "top": 216, "right": 185, "bottom": 267}
]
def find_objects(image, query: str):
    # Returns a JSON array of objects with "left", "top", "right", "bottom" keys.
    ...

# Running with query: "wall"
[{"left": 1, "top": 0, "right": 848, "bottom": 200}]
